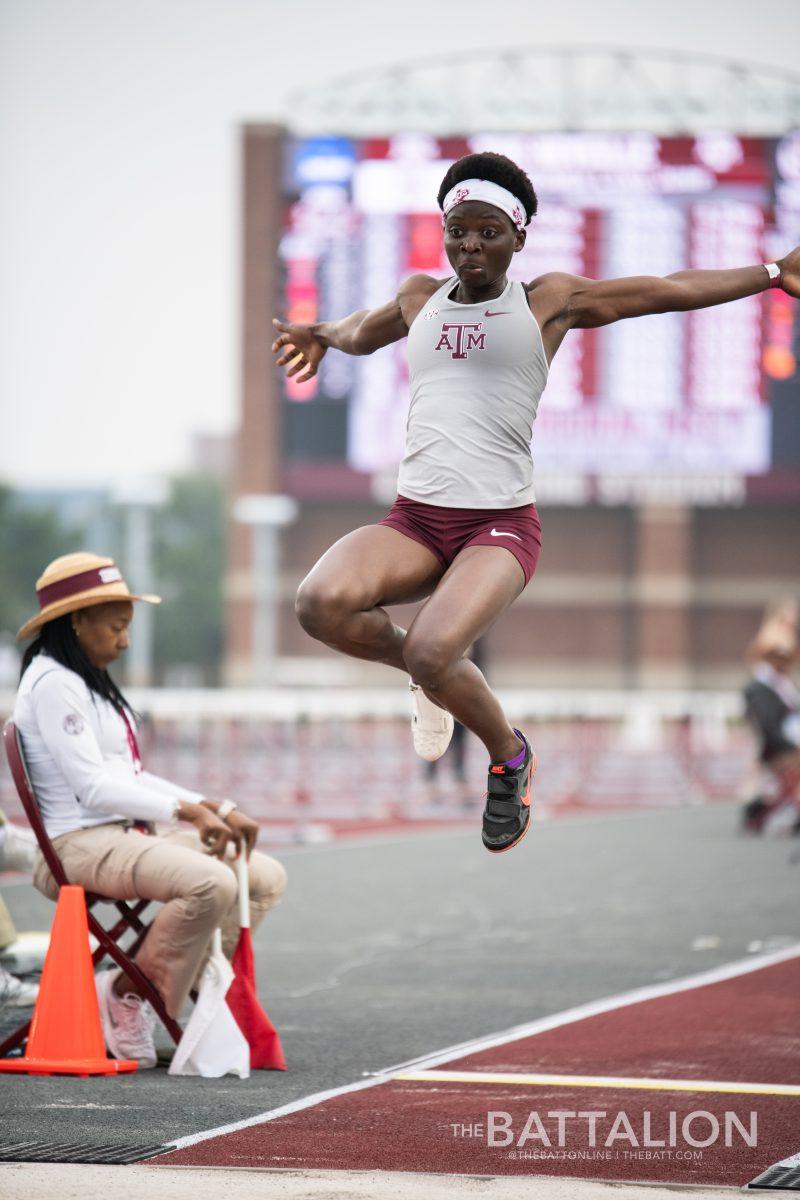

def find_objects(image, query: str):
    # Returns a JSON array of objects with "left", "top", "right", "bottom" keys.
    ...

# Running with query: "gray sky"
[{"left": 1, "top": 0, "right": 799, "bottom": 488}]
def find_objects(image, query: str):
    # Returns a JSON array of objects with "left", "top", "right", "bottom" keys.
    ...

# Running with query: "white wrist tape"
[{"left": 763, "top": 262, "right": 782, "bottom": 288}]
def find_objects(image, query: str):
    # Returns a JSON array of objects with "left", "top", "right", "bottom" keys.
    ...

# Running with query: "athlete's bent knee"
[
  {"left": 403, "top": 636, "right": 456, "bottom": 691},
  {"left": 295, "top": 578, "right": 357, "bottom": 641}
]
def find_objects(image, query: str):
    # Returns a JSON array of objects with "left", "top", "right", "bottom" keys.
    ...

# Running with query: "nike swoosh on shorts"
[{"left": 490, "top": 529, "right": 522, "bottom": 541}]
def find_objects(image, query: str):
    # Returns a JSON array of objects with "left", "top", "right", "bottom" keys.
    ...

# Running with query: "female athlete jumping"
[{"left": 272, "top": 151, "right": 799, "bottom": 854}]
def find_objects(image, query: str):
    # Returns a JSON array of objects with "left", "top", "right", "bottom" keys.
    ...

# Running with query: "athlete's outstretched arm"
[
  {"left": 272, "top": 273, "right": 436, "bottom": 382},
  {"left": 533, "top": 245, "right": 799, "bottom": 333}
]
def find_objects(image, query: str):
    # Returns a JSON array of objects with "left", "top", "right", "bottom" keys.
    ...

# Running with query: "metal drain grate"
[
  {"left": 747, "top": 1162, "right": 800, "bottom": 1190},
  {"left": 0, "top": 1140, "right": 170, "bottom": 1165}
]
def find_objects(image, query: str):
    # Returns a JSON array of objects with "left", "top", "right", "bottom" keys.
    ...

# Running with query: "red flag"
[{"left": 225, "top": 854, "right": 286, "bottom": 1070}]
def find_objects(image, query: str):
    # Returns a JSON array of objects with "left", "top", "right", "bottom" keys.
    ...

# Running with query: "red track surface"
[{"left": 159, "top": 956, "right": 800, "bottom": 1188}]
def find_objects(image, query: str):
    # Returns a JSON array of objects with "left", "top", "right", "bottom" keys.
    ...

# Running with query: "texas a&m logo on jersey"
[{"left": 435, "top": 321, "right": 486, "bottom": 360}]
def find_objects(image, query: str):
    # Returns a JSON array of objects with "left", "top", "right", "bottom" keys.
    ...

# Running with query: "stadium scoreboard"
[{"left": 278, "top": 132, "right": 800, "bottom": 494}]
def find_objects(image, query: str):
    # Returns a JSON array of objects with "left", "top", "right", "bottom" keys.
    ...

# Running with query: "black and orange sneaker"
[{"left": 481, "top": 731, "right": 537, "bottom": 854}]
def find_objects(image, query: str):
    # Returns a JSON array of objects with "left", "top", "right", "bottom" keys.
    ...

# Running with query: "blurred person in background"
[
  {"left": 0, "top": 633, "right": 20, "bottom": 690},
  {"left": 0, "top": 810, "right": 37, "bottom": 873},
  {"left": 0, "top": 892, "right": 39, "bottom": 1009},
  {"left": 0, "top": 811, "right": 44, "bottom": 1007},
  {"left": 274, "top": 148, "right": 800, "bottom": 855},
  {"left": 13, "top": 552, "right": 287, "bottom": 1068},
  {"left": 741, "top": 598, "right": 800, "bottom": 835}
]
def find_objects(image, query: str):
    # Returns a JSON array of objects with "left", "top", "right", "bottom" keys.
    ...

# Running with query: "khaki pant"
[
  {"left": 0, "top": 809, "right": 20, "bottom": 951},
  {"left": 0, "top": 893, "right": 17, "bottom": 951},
  {"left": 33, "top": 824, "right": 287, "bottom": 1018}
]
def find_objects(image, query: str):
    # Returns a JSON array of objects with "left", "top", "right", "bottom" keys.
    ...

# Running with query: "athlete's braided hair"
[{"left": 437, "top": 153, "right": 538, "bottom": 227}]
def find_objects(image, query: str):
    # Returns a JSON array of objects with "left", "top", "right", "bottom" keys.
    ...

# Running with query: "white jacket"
[{"left": 14, "top": 654, "right": 203, "bottom": 837}]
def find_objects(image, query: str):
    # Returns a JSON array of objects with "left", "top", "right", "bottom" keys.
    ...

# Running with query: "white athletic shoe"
[
  {"left": 0, "top": 964, "right": 38, "bottom": 1008},
  {"left": 0, "top": 820, "right": 37, "bottom": 873},
  {"left": 95, "top": 969, "right": 157, "bottom": 1069},
  {"left": 409, "top": 681, "right": 454, "bottom": 762},
  {"left": 0, "top": 932, "right": 50, "bottom": 975}
]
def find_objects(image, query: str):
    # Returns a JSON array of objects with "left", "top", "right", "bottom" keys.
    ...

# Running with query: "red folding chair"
[{"left": 0, "top": 719, "right": 184, "bottom": 1057}]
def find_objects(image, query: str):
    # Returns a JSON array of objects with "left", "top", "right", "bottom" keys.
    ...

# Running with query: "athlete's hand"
[
  {"left": 224, "top": 809, "right": 259, "bottom": 859},
  {"left": 271, "top": 318, "right": 327, "bottom": 381},
  {"left": 777, "top": 246, "right": 800, "bottom": 298}
]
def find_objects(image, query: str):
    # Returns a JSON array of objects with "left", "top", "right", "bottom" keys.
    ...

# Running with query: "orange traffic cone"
[{"left": 0, "top": 885, "right": 137, "bottom": 1076}]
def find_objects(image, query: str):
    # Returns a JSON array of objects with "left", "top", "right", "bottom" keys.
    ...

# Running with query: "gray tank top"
[{"left": 398, "top": 276, "right": 549, "bottom": 509}]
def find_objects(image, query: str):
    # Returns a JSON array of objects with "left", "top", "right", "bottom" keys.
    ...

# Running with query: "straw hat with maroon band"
[{"left": 17, "top": 552, "right": 161, "bottom": 641}]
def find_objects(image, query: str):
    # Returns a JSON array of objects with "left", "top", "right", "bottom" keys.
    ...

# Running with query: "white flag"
[{"left": 168, "top": 930, "right": 250, "bottom": 1078}]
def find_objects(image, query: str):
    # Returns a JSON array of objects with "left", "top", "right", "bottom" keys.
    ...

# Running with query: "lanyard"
[
  {"left": 120, "top": 708, "right": 142, "bottom": 775},
  {"left": 119, "top": 706, "right": 153, "bottom": 834}
]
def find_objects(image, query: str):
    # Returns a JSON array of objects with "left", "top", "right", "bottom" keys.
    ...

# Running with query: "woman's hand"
[
  {"left": 271, "top": 318, "right": 327, "bottom": 381},
  {"left": 177, "top": 800, "right": 239, "bottom": 858},
  {"left": 223, "top": 809, "right": 259, "bottom": 859},
  {"left": 777, "top": 247, "right": 800, "bottom": 298}
]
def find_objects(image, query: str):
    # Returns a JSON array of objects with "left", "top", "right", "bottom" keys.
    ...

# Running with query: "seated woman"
[{"left": 14, "top": 551, "right": 287, "bottom": 1067}]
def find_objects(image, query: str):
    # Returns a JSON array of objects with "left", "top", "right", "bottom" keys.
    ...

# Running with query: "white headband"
[{"left": 441, "top": 178, "right": 527, "bottom": 230}]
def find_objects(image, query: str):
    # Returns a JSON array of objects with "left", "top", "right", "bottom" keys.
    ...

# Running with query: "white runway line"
[
  {"left": 379, "top": 941, "right": 800, "bottom": 1077},
  {"left": 164, "top": 941, "right": 800, "bottom": 1155},
  {"left": 394, "top": 1069, "right": 800, "bottom": 1096},
  {"left": 166, "top": 1076, "right": 386, "bottom": 1152}
]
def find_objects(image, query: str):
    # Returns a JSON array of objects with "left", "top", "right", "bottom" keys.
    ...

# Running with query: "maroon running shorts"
[{"left": 379, "top": 494, "right": 542, "bottom": 586}]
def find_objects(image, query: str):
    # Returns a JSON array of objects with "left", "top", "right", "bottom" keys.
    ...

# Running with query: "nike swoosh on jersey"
[
  {"left": 490, "top": 529, "right": 522, "bottom": 541},
  {"left": 484, "top": 310, "right": 512, "bottom": 317}
]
